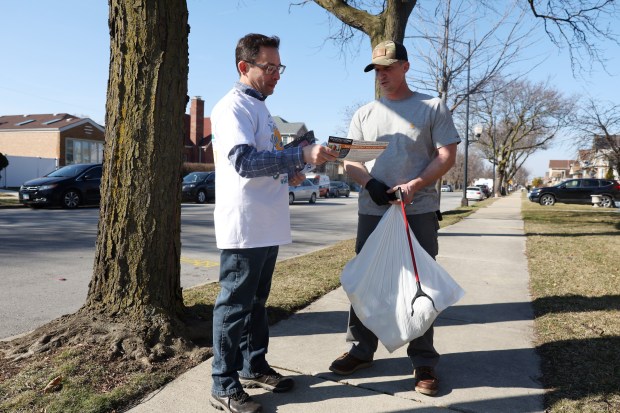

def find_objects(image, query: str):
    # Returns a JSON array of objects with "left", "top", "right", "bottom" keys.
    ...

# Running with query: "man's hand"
[
  {"left": 288, "top": 171, "right": 306, "bottom": 187},
  {"left": 389, "top": 179, "right": 422, "bottom": 205},
  {"left": 365, "top": 178, "right": 397, "bottom": 206},
  {"left": 302, "top": 144, "right": 338, "bottom": 165}
]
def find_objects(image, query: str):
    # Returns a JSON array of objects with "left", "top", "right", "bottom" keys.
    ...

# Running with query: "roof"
[
  {"left": 0, "top": 114, "right": 104, "bottom": 133},
  {"left": 548, "top": 160, "right": 575, "bottom": 169},
  {"left": 272, "top": 116, "right": 307, "bottom": 136}
]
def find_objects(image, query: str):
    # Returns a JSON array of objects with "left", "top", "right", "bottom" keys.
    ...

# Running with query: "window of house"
[{"left": 65, "top": 138, "right": 104, "bottom": 165}]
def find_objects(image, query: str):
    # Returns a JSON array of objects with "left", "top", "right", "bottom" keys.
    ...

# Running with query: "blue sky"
[{"left": 2, "top": 1, "right": 618, "bottom": 178}]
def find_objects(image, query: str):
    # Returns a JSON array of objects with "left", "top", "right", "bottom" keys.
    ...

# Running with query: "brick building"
[
  {"left": 0, "top": 113, "right": 105, "bottom": 166},
  {"left": 183, "top": 96, "right": 213, "bottom": 163}
]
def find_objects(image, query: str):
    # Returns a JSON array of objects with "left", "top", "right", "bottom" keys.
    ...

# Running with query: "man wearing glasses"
[{"left": 210, "top": 33, "right": 337, "bottom": 413}]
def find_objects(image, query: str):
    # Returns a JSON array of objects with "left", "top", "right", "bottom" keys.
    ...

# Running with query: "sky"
[{"left": 2, "top": 1, "right": 619, "bottom": 178}]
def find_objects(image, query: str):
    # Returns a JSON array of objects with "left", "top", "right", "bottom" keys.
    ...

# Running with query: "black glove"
[{"left": 365, "top": 178, "right": 397, "bottom": 206}]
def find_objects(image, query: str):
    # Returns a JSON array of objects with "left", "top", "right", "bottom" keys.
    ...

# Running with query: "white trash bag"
[{"left": 341, "top": 204, "right": 465, "bottom": 353}]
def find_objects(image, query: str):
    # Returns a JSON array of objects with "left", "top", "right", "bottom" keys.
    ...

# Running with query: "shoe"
[
  {"left": 328, "top": 352, "right": 373, "bottom": 376},
  {"left": 413, "top": 366, "right": 439, "bottom": 396},
  {"left": 239, "top": 368, "right": 294, "bottom": 393},
  {"left": 210, "top": 390, "right": 262, "bottom": 413}
]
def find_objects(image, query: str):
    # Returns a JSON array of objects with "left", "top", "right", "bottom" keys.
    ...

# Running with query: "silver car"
[
  {"left": 466, "top": 186, "right": 485, "bottom": 201},
  {"left": 288, "top": 179, "right": 318, "bottom": 204}
]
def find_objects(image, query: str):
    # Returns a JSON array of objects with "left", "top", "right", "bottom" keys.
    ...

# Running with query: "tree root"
[{"left": 0, "top": 309, "right": 212, "bottom": 365}]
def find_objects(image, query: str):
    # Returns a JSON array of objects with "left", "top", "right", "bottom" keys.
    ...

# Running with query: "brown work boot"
[
  {"left": 329, "top": 352, "right": 373, "bottom": 375},
  {"left": 413, "top": 366, "right": 439, "bottom": 396}
]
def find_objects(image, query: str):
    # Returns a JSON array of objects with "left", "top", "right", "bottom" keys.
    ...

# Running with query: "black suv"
[
  {"left": 528, "top": 178, "right": 619, "bottom": 207},
  {"left": 19, "top": 163, "right": 102, "bottom": 208}
]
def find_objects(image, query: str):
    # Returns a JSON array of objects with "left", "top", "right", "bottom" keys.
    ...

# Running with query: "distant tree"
[
  {"left": 513, "top": 165, "right": 530, "bottom": 187},
  {"left": 605, "top": 167, "right": 615, "bottom": 180},
  {"left": 532, "top": 176, "right": 544, "bottom": 187},
  {"left": 407, "top": 0, "right": 535, "bottom": 111},
  {"left": 473, "top": 77, "right": 574, "bottom": 196},
  {"left": 444, "top": 146, "right": 489, "bottom": 190}
]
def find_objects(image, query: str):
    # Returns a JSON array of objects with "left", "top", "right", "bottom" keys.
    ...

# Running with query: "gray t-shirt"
[{"left": 347, "top": 92, "right": 461, "bottom": 215}]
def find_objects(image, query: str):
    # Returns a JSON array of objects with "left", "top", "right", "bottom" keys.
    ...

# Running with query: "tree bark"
[
  {"left": 86, "top": 0, "right": 189, "bottom": 321},
  {"left": 312, "top": 0, "right": 416, "bottom": 98}
]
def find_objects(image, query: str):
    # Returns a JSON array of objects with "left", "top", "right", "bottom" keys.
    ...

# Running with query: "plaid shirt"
[{"left": 229, "top": 144, "right": 305, "bottom": 178}]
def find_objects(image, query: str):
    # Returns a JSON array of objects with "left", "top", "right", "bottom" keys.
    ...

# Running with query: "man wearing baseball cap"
[{"left": 329, "top": 40, "right": 461, "bottom": 397}]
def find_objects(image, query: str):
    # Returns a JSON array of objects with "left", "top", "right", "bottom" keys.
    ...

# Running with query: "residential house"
[
  {"left": 270, "top": 116, "right": 341, "bottom": 177},
  {"left": 590, "top": 134, "right": 620, "bottom": 179},
  {"left": 570, "top": 135, "right": 620, "bottom": 180},
  {"left": 546, "top": 159, "right": 578, "bottom": 185},
  {"left": 0, "top": 113, "right": 105, "bottom": 166},
  {"left": 569, "top": 149, "right": 594, "bottom": 179},
  {"left": 272, "top": 116, "right": 307, "bottom": 146}
]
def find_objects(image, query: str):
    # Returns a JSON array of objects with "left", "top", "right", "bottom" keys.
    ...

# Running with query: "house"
[
  {"left": 0, "top": 113, "right": 105, "bottom": 166},
  {"left": 546, "top": 160, "right": 578, "bottom": 185},
  {"left": 269, "top": 115, "right": 343, "bottom": 177},
  {"left": 272, "top": 116, "right": 308, "bottom": 146},
  {"left": 590, "top": 134, "right": 620, "bottom": 179},
  {"left": 183, "top": 96, "right": 213, "bottom": 163},
  {"left": 570, "top": 135, "right": 620, "bottom": 180}
]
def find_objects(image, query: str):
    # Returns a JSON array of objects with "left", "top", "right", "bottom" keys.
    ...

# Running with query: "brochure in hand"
[{"left": 327, "top": 136, "right": 388, "bottom": 163}]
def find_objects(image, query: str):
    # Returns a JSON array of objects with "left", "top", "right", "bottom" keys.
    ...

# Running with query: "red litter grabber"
[{"left": 395, "top": 187, "right": 438, "bottom": 315}]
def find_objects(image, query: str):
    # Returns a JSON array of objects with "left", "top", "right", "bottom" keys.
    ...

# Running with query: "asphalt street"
[{"left": 0, "top": 192, "right": 469, "bottom": 340}]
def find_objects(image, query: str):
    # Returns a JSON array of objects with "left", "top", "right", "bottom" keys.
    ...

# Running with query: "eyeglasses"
[{"left": 245, "top": 60, "right": 286, "bottom": 75}]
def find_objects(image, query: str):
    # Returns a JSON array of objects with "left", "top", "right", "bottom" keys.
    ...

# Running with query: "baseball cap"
[{"left": 363, "top": 40, "right": 408, "bottom": 72}]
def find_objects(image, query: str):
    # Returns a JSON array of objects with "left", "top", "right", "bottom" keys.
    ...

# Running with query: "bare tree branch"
[
  {"left": 526, "top": 0, "right": 620, "bottom": 72},
  {"left": 572, "top": 98, "right": 620, "bottom": 175}
]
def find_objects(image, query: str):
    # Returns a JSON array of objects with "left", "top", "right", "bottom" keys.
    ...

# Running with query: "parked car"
[
  {"left": 528, "top": 178, "right": 619, "bottom": 207},
  {"left": 328, "top": 181, "right": 350, "bottom": 198},
  {"left": 591, "top": 184, "right": 620, "bottom": 208},
  {"left": 477, "top": 184, "right": 491, "bottom": 198},
  {"left": 288, "top": 179, "right": 318, "bottom": 204},
  {"left": 19, "top": 163, "right": 102, "bottom": 208},
  {"left": 465, "top": 186, "right": 485, "bottom": 201},
  {"left": 441, "top": 184, "right": 453, "bottom": 192},
  {"left": 182, "top": 171, "right": 215, "bottom": 203},
  {"left": 310, "top": 174, "right": 330, "bottom": 198}
]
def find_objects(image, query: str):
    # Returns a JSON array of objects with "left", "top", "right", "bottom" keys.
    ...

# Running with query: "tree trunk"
[
  {"left": 312, "top": 0, "right": 416, "bottom": 98},
  {"left": 85, "top": 0, "right": 188, "bottom": 321}
]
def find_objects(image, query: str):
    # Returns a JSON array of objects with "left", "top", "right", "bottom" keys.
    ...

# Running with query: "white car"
[
  {"left": 466, "top": 186, "right": 484, "bottom": 201},
  {"left": 288, "top": 179, "right": 319, "bottom": 204},
  {"left": 441, "top": 185, "right": 453, "bottom": 192}
]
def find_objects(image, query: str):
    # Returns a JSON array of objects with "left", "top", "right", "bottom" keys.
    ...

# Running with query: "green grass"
[{"left": 523, "top": 197, "right": 620, "bottom": 412}]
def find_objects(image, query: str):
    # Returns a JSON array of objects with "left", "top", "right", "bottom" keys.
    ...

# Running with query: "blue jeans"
[
  {"left": 347, "top": 212, "right": 440, "bottom": 368},
  {"left": 211, "top": 246, "right": 278, "bottom": 396}
]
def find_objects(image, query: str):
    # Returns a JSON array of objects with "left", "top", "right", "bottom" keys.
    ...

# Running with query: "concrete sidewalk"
[{"left": 128, "top": 192, "right": 544, "bottom": 413}]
